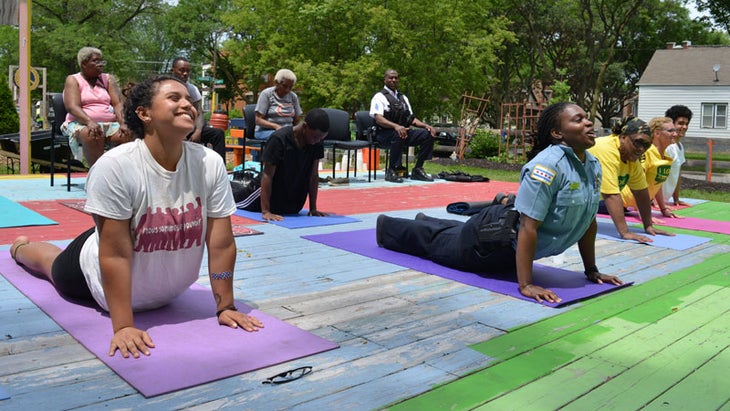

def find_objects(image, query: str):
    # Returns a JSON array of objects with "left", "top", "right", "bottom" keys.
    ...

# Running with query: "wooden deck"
[{"left": 0, "top": 173, "right": 728, "bottom": 410}]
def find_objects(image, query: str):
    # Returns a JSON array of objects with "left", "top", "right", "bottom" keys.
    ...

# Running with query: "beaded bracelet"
[{"left": 210, "top": 271, "right": 233, "bottom": 280}]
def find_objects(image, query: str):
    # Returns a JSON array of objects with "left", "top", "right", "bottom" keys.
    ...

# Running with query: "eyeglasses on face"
[
  {"left": 661, "top": 128, "right": 677, "bottom": 133},
  {"left": 88, "top": 59, "right": 107, "bottom": 66},
  {"left": 262, "top": 366, "right": 312, "bottom": 384}
]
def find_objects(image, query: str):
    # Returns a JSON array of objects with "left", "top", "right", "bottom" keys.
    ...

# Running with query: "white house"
[{"left": 637, "top": 41, "right": 730, "bottom": 140}]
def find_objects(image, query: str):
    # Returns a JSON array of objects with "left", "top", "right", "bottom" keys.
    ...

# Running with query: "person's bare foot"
[{"left": 10, "top": 236, "right": 30, "bottom": 262}]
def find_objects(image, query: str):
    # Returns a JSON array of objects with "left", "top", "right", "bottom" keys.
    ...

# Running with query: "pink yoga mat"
[
  {"left": 0, "top": 255, "right": 338, "bottom": 397},
  {"left": 303, "top": 229, "right": 632, "bottom": 308}
]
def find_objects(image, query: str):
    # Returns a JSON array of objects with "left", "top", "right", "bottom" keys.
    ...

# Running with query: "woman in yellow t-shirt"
[
  {"left": 620, "top": 117, "right": 679, "bottom": 219},
  {"left": 588, "top": 117, "right": 674, "bottom": 243}
]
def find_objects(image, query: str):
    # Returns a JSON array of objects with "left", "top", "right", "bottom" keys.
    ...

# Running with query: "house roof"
[{"left": 638, "top": 45, "right": 730, "bottom": 86}]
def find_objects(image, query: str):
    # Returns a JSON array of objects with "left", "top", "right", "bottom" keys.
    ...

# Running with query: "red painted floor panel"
[
  {"left": 0, "top": 181, "right": 519, "bottom": 244},
  {"left": 315, "top": 181, "right": 519, "bottom": 214}
]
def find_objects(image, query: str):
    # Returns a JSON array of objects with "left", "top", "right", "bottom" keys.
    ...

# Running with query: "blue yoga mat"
[
  {"left": 596, "top": 219, "right": 711, "bottom": 250},
  {"left": 0, "top": 385, "right": 9, "bottom": 401},
  {"left": 234, "top": 209, "right": 359, "bottom": 229},
  {"left": 0, "top": 196, "right": 57, "bottom": 228}
]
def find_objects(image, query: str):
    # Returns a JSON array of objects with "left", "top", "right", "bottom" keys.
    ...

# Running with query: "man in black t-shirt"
[{"left": 239, "top": 109, "right": 330, "bottom": 221}]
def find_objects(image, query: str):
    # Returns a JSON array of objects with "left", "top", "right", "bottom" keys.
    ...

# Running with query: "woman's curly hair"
[{"left": 123, "top": 75, "right": 185, "bottom": 139}]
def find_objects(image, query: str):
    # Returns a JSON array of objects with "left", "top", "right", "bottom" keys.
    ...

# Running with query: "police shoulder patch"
[{"left": 530, "top": 164, "right": 556, "bottom": 185}]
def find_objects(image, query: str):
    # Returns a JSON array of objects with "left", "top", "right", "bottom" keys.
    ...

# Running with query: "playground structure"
[{"left": 453, "top": 91, "right": 490, "bottom": 160}]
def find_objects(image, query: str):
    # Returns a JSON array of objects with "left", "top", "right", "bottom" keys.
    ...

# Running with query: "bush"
[
  {"left": 0, "top": 84, "right": 19, "bottom": 134},
  {"left": 465, "top": 129, "right": 500, "bottom": 159},
  {"left": 228, "top": 108, "right": 242, "bottom": 119}
]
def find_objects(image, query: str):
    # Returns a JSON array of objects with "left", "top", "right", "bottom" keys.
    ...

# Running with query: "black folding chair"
[
  {"left": 49, "top": 93, "right": 74, "bottom": 191},
  {"left": 323, "top": 108, "right": 370, "bottom": 180},
  {"left": 243, "top": 104, "right": 266, "bottom": 171},
  {"left": 353, "top": 110, "right": 408, "bottom": 181}
]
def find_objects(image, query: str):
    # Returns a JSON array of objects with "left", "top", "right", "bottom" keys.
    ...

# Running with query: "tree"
[
  {"left": 498, "top": 0, "right": 727, "bottom": 127},
  {"left": 223, "top": 0, "right": 514, "bottom": 120},
  {"left": 0, "top": 83, "right": 19, "bottom": 134},
  {"left": 695, "top": 0, "right": 730, "bottom": 32},
  {"left": 0, "top": 25, "right": 18, "bottom": 77},
  {"left": 163, "top": 0, "right": 246, "bottom": 109},
  {"left": 29, "top": 0, "right": 169, "bottom": 92}
]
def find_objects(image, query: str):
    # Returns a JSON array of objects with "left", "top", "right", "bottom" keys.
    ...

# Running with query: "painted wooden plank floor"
[
  {"left": 0, "top": 174, "right": 728, "bottom": 410},
  {"left": 387, "top": 246, "right": 730, "bottom": 411}
]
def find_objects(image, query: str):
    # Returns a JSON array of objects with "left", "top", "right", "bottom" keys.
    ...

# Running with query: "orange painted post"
[{"left": 706, "top": 139, "right": 713, "bottom": 182}]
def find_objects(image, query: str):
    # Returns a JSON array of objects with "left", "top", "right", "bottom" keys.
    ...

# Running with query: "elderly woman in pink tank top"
[{"left": 62, "top": 47, "right": 133, "bottom": 167}]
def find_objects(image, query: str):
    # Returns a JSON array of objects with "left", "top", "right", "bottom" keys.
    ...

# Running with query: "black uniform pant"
[
  {"left": 376, "top": 128, "right": 434, "bottom": 169},
  {"left": 378, "top": 204, "right": 517, "bottom": 274}
]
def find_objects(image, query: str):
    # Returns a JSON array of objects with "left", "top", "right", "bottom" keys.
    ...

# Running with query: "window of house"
[{"left": 700, "top": 103, "right": 727, "bottom": 128}]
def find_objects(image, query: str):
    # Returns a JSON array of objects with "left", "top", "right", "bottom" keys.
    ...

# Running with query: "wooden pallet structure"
[
  {"left": 499, "top": 102, "right": 544, "bottom": 162},
  {"left": 499, "top": 80, "right": 551, "bottom": 162},
  {"left": 453, "top": 91, "right": 490, "bottom": 160}
]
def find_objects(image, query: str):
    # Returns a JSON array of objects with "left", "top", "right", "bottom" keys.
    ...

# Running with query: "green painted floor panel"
[
  {"left": 643, "top": 346, "right": 730, "bottom": 410},
  {"left": 674, "top": 201, "right": 730, "bottom": 221},
  {"left": 564, "top": 312, "right": 729, "bottom": 410},
  {"left": 385, "top": 253, "right": 730, "bottom": 411}
]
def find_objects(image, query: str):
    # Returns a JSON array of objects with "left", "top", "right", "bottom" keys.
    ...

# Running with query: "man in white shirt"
[{"left": 369, "top": 69, "right": 436, "bottom": 183}]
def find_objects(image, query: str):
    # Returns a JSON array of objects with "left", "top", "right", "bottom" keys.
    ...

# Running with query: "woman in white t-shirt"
[{"left": 10, "top": 75, "right": 263, "bottom": 359}]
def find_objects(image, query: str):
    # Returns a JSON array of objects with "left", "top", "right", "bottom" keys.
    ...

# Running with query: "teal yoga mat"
[{"left": 0, "top": 196, "right": 56, "bottom": 228}]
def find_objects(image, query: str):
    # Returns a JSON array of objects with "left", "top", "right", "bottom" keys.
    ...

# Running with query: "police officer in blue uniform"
[{"left": 376, "top": 102, "right": 623, "bottom": 303}]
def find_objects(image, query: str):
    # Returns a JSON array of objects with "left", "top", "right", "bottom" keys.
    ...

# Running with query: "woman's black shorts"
[{"left": 51, "top": 227, "right": 95, "bottom": 301}]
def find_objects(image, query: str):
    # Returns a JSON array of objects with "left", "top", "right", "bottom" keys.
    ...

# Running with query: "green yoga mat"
[
  {"left": 0, "top": 196, "right": 57, "bottom": 228},
  {"left": 674, "top": 201, "right": 730, "bottom": 221}
]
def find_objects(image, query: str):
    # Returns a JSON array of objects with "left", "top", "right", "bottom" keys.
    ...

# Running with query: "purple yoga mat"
[
  {"left": 303, "top": 229, "right": 632, "bottom": 308},
  {"left": 598, "top": 210, "right": 730, "bottom": 235},
  {"left": 0, "top": 255, "right": 338, "bottom": 397}
]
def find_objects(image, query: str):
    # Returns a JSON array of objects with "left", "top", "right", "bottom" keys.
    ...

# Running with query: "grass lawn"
[{"left": 423, "top": 159, "right": 730, "bottom": 203}]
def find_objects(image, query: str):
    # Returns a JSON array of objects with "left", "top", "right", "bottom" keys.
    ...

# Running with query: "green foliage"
[
  {"left": 28, "top": 0, "right": 170, "bottom": 92},
  {"left": 465, "top": 129, "right": 501, "bottom": 159},
  {"left": 695, "top": 0, "right": 730, "bottom": 33},
  {"left": 0, "top": 83, "right": 19, "bottom": 134},
  {"left": 223, "top": 0, "right": 514, "bottom": 118},
  {"left": 0, "top": 26, "right": 18, "bottom": 77},
  {"left": 6, "top": 0, "right": 726, "bottom": 127},
  {"left": 548, "top": 69, "right": 572, "bottom": 104},
  {"left": 228, "top": 108, "right": 242, "bottom": 119}
]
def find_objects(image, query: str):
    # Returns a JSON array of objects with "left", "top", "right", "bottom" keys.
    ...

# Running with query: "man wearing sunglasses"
[{"left": 588, "top": 117, "right": 674, "bottom": 243}]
